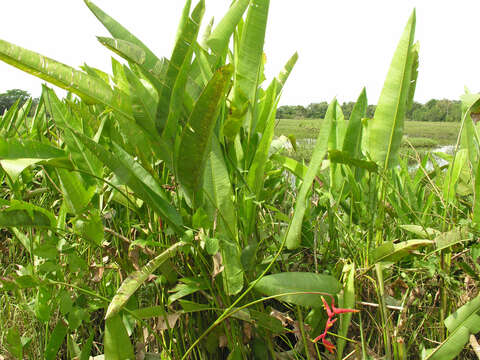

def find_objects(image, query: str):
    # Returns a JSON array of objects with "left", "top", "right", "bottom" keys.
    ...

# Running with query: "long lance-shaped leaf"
[
  {"left": 255, "top": 52, "right": 298, "bottom": 135},
  {"left": 43, "top": 86, "right": 103, "bottom": 180},
  {"left": 406, "top": 42, "right": 419, "bottom": 111},
  {"left": 84, "top": 0, "right": 163, "bottom": 76},
  {"left": 286, "top": 100, "right": 334, "bottom": 249},
  {"left": 72, "top": 132, "right": 183, "bottom": 233},
  {"left": 158, "top": 1, "right": 205, "bottom": 139},
  {"left": 473, "top": 162, "right": 480, "bottom": 228},
  {"left": 105, "top": 241, "right": 185, "bottom": 319},
  {"left": 97, "top": 37, "right": 146, "bottom": 66},
  {"left": 223, "top": 0, "right": 270, "bottom": 139},
  {"left": 342, "top": 87, "right": 367, "bottom": 158},
  {"left": 337, "top": 263, "right": 356, "bottom": 359},
  {"left": 177, "top": 64, "right": 233, "bottom": 205},
  {"left": 0, "top": 138, "right": 66, "bottom": 181},
  {"left": 367, "top": 10, "right": 416, "bottom": 168},
  {"left": 0, "top": 39, "right": 132, "bottom": 118},
  {"left": 207, "top": 0, "right": 250, "bottom": 55},
  {"left": 422, "top": 295, "right": 480, "bottom": 360}
]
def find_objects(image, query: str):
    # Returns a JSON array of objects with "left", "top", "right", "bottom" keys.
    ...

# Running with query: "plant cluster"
[{"left": 1, "top": 1, "right": 480, "bottom": 359}]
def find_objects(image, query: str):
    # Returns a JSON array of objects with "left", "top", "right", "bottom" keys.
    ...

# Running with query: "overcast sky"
[{"left": 1, "top": 1, "right": 480, "bottom": 106}]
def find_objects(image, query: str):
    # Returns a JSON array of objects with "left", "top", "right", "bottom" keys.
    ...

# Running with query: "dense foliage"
[
  {"left": 277, "top": 99, "right": 462, "bottom": 122},
  {"left": 1, "top": 1, "right": 480, "bottom": 360},
  {"left": 0, "top": 89, "right": 38, "bottom": 115}
]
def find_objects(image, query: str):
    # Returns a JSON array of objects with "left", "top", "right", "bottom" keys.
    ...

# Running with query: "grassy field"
[{"left": 275, "top": 119, "right": 461, "bottom": 160}]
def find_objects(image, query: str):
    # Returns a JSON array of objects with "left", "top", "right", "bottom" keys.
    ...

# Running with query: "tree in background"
[
  {"left": 277, "top": 99, "right": 460, "bottom": 122},
  {"left": 0, "top": 89, "right": 31, "bottom": 114}
]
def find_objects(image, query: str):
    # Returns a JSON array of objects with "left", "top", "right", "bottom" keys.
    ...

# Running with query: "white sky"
[{"left": 1, "top": 1, "right": 480, "bottom": 106}]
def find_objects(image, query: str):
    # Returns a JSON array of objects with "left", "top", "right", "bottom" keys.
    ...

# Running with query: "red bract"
[{"left": 313, "top": 295, "right": 359, "bottom": 354}]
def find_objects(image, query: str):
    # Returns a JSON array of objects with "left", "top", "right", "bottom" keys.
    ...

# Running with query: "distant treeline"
[{"left": 277, "top": 99, "right": 462, "bottom": 122}]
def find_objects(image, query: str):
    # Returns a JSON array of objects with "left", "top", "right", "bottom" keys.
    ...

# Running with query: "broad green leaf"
[
  {"left": 399, "top": 224, "right": 440, "bottom": 238},
  {"left": 0, "top": 200, "right": 56, "bottom": 228},
  {"left": 203, "top": 136, "right": 237, "bottom": 239},
  {"left": 177, "top": 64, "right": 233, "bottom": 205},
  {"left": 342, "top": 87, "right": 367, "bottom": 158},
  {"left": 422, "top": 295, "right": 480, "bottom": 360},
  {"left": 84, "top": 0, "right": 162, "bottom": 76},
  {"left": 207, "top": 0, "right": 250, "bottom": 55},
  {"left": 72, "top": 132, "right": 183, "bottom": 232},
  {"left": 337, "top": 263, "right": 356, "bottom": 359},
  {"left": 0, "top": 39, "right": 132, "bottom": 118},
  {"left": 0, "top": 138, "right": 65, "bottom": 181},
  {"left": 6, "top": 327, "right": 22, "bottom": 359},
  {"left": 74, "top": 211, "right": 104, "bottom": 246},
  {"left": 371, "top": 239, "right": 433, "bottom": 264},
  {"left": 223, "top": 0, "right": 270, "bottom": 138},
  {"left": 253, "top": 272, "right": 340, "bottom": 307},
  {"left": 104, "top": 314, "right": 134, "bottom": 360},
  {"left": 406, "top": 42, "right": 419, "bottom": 111},
  {"left": 220, "top": 239, "right": 244, "bottom": 295},
  {"left": 271, "top": 154, "right": 307, "bottom": 180},
  {"left": 426, "top": 227, "right": 470, "bottom": 256},
  {"left": 105, "top": 241, "right": 185, "bottom": 319},
  {"left": 124, "top": 66, "right": 158, "bottom": 136},
  {"left": 285, "top": 99, "right": 334, "bottom": 249},
  {"left": 367, "top": 11, "right": 416, "bottom": 168},
  {"left": 57, "top": 169, "right": 96, "bottom": 215},
  {"left": 45, "top": 321, "right": 68, "bottom": 360}
]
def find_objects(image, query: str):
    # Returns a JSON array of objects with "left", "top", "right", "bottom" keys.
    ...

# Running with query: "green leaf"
[
  {"left": 220, "top": 239, "right": 244, "bottom": 295},
  {"left": 45, "top": 321, "right": 68, "bottom": 360},
  {"left": 104, "top": 314, "right": 134, "bottom": 360},
  {"left": 422, "top": 295, "right": 480, "bottom": 360},
  {"left": 0, "top": 200, "right": 56, "bottom": 228},
  {"left": 271, "top": 154, "right": 307, "bottom": 180},
  {"left": 399, "top": 224, "right": 440, "bottom": 238},
  {"left": 342, "top": 87, "right": 367, "bottom": 158},
  {"left": 203, "top": 136, "right": 237, "bottom": 239},
  {"left": 328, "top": 150, "right": 378, "bottom": 172},
  {"left": 0, "top": 138, "right": 65, "bottom": 181},
  {"left": 157, "top": 0, "right": 205, "bottom": 138},
  {"left": 285, "top": 99, "right": 334, "bottom": 249},
  {"left": 177, "top": 64, "right": 233, "bottom": 205},
  {"left": 71, "top": 132, "right": 183, "bottom": 233},
  {"left": 371, "top": 239, "right": 433, "bottom": 264},
  {"left": 0, "top": 39, "right": 131, "bottom": 118},
  {"left": 84, "top": 0, "right": 163, "bottom": 76},
  {"left": 443, "top": 149, "right": 468, "bottom": 202},
  {"left": 105, "top": 241, "right": 185, "bottom": 319},
  {"left": 367, "top": 11, "right": 417, "bottom": 168},
  {"left": 224, "top": 0, "right": 270, "bottom": 138},
  {"left": 6, "top": 327, "right": 23, "bottom": 359},
  {"left": 97, "top": 37, "right": 146, "bottom": 66},
  {"left": 254, "top": 272, "right": 340, "bottom": 307},
  {"left": 57, "top": 168, "right": 96, "bottom": 215},
  {"left": 207, "top": 0, "right": 250, "bottom": 55},
  {"left": 337, "top": 263, "right": 356, "bottom": 359},
  {"left": 74, "top": 211, "right": 104, "bottom": 246},
  {"left": 168, "top": 277, "right": 209, "bottom": 305}
]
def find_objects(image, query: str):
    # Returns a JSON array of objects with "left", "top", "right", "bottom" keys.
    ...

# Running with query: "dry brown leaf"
[
  {"left": 212, "top": 252, "right": 224, "bottom": 279},
  {"left": 243, "top": 322, "right": 253, "bottom": 344},
  {"left": 92, "top": 266, "right": 104, "bottom": 282},
  {"left": 270, "top": 308, "right": 294, "bottom": 327},
  {"left": 218, "top": 334, "right": 228, "bottom": 348},
  {"left": 157, "top": 313, "right": 181, "bottom": 332}
]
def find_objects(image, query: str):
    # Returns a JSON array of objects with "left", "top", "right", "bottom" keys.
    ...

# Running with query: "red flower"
[{"left": 313, "top": 295, "right": 359, "bottom": 354}]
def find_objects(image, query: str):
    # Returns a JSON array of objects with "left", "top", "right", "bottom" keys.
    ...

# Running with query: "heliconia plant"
[{"left": 1, "top": 1, "right": 480, "bottom": 359}]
